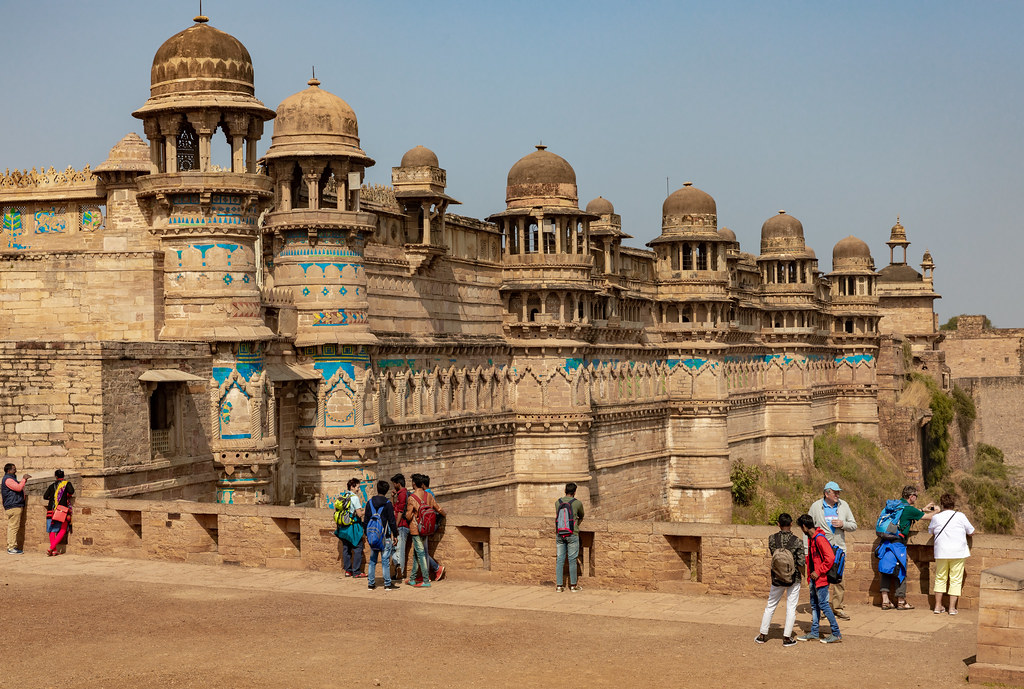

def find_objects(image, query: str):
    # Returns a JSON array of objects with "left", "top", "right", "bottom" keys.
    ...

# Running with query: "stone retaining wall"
[{"left": 19, "top": 496, "right": 1023, "bottom": 608}]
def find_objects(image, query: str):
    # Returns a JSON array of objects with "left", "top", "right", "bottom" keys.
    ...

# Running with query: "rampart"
[{"left": 19, "top": 496, "right": 1023, "bottom": 608}]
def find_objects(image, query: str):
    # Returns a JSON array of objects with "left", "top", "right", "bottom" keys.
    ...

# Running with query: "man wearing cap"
[{"left": 807, "top": 481, "right": 857, "bottom": 619}]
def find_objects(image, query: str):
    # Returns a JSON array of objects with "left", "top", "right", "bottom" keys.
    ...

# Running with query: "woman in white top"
[{"left": 928, "top": 493, "right": 975, "bottom": 615}]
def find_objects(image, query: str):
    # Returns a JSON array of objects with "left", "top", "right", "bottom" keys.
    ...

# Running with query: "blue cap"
[{"left": 824, "top": 481, "right": 842, "bottom": 492}]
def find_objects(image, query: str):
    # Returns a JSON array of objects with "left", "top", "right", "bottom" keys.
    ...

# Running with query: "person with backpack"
[
  {"left": 43, "top": 469, "right": 75, "bottom": 556},
  {"left": 363, "top": 480, "right": 399, "bottom": 591},
  {"left": 807, "top": 481, "right": 856, "bottom": 620},
  {"left": 796, "top": 513, "right": 842, "bottom": 644},
  {"left": 555, "top": 482, "right": 585, "bottom": 592},
  {"left": 420, "top": 474, "right": 445, "bottom": 581},
  {"left": 928, "top": 493, "right": 974, "bottom": 615},
  {"left": 756, "top": 513, "right": 804, "bottom": 646},
  {"left": 877, "top": 485, "right": 937, "bottom": 610},
  {"left": 335, "top": 478, "right": 366, "bottom": 578},
  {"left": 405, "top": 473, "right": 445, "bottom": 588}
]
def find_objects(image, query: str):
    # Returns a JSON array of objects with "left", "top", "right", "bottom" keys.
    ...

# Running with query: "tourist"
[
  {"left": 879, "top": 485, "right": 936, "bottom": 610},
  {"left": 555, "top": 482, "right": 585, "bottom": 592},
  {"left": 337, "top": 478, "right": 366, "bottom": 578},
  {"left": 796, "top": 513, "right": 842, "bottom": 643},
  {"left": 756, "top": 513, "right": 804, "bottom": 646},
  {"left": 929, "top": 493, "right": 974, "bottom": 615},
  {"left": 406, "top": 473, "right": 445, "bottom": 588},
  {"left": 390, "top": 473, "right": 410, "bottom": 581},
  {"left": 420, "top": 474, "right": 445, "bottom": 581},
  {"left": 807, "top": 481, "right": 856, "bottom": 619},
  {"left": 363, "top": 480, "right": 399, "bottom": 591},
  {"left": 43, "top": 469, "right": 74, "bottom": 556},
  {"left": 2, "top": 463, "right": 30, "bottom": 554}
]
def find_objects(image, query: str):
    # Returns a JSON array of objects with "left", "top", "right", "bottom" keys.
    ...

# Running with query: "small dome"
[
  {"left": 663, "top": 182, "right": 716, "bottom": 218},
  {"left": 150, "top": 17, "right": 254, "bottom": 98},
  {"left": 889, "top": 216, "right": 907, "bottom": 243},
  {"left": 760, "top": 210, "right": 808, "bottom": 255},
  {"left": 264, "top": 79, "right": 372, "bottom": 164},
  {"left": 718, "top": 227, "right": 737, "bottom": 242},
  {"left": 505, "top": 145, "right": 577, "bottom": 207},
  {"left": 586, "top": 196, "right": 614, "bottom": 215},
  {"left": 833, "top": 235, "right": 870, "bottom": 261},
  {"left": 95, "top": 133, "right": 155, "bottom": 174},
  {"left": 401, "top": 145, "right": 439, "bottom": 168}
]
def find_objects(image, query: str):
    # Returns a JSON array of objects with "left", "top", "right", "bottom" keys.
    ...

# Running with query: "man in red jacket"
[{"left": 796, "top": 514, "right": 842, "bottom": 644}]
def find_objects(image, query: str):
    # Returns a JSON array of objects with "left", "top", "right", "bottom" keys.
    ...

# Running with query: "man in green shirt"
[
  {"left": 880, "top": 485, "right": 937, "bottom": 610},
  {"left": 555, "top": 482, "right": 585, "bottom": 592}
]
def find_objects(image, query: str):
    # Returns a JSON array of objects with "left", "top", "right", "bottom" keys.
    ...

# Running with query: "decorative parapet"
[
  {"left": 0, "top": 165, "right": 98, "bottom": 189},
  {"left": 360, "top": 183, "right": 399, "bottom": 211}
]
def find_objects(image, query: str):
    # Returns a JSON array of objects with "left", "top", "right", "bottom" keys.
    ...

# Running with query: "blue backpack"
[
  {"left": 876, "top": 499, "right": 906, "bottom": 540},
  {"left": 366, "top": 501, "right": 387, "bottom": 551}
]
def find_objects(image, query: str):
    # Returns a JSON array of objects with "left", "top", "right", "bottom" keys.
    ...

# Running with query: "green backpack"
[{"left": 333, "top": 493, "right": 355, "bottom": 526}]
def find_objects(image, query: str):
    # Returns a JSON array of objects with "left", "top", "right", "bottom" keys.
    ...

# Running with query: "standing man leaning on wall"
[
  {"left": 808, "top": 481, "right": 856, "bottom": 620},
  {"left": 555, "top": 482, "right": 585, "bottom": 593},
  {"left": 3, "top": 463, "right": 30, "bottom": 554}
]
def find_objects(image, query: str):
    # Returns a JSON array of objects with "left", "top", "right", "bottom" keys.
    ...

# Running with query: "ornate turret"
[
  {"left": 392, "top": 145, "right": 459, "bottom": 268},
  {"left": 826, "top": 235, "right": 878, "bottom": 342}
]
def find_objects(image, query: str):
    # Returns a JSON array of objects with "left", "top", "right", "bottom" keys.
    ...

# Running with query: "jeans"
[
  {"left": 342, "top": 536, "right": 364, "bottom": 575},
  {"left": 809, "top": 583, "right": 840, "bottom": 638},
  {"left": 391, "top": 526, "right": 409, "bottom": 574},
  {"left": 368, "top": 540, "right": 395, "bottom": 587},
  {"left": 424, "top": 534, "right": 439, "bottom": 574},
  {"left": 555, "top": 533, "right": 580, "bottom": 586},
  {"left": 409, "top": 535, "right": 430, "bottom": 584},
  {"left": 760, "top": 581, "right": 801, "bottom": 638}
]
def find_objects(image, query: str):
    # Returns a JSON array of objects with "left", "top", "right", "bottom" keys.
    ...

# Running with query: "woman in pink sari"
[{"left": 43, "top": 469, "right": 74, "bottom": 555}]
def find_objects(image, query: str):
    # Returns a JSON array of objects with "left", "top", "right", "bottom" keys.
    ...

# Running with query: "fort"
[{"left": 0, "top": 14, "right": 951, "bottom": 522}]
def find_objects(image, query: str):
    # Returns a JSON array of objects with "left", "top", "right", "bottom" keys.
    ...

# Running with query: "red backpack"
[{"left": 412, "top": 493, "right": 438, "bottom": 536}]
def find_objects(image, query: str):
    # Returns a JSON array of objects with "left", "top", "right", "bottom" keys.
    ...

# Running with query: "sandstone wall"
[
  {"left": 0, "top": 251, "right": 163, "bottom": 341},
  {"left": 970, "top": 561, "right": 1024, "bottom": 686},
  {"left": 21, "top": 496, "right": 1023, "bottom": 609},
  {"left": 957, "top": 376, "right": 1024, "bottom": 478}
]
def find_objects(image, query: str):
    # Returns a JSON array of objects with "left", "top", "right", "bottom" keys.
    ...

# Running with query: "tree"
[{"left": 939, "top": 315, "right": 993, "bottom": 331}]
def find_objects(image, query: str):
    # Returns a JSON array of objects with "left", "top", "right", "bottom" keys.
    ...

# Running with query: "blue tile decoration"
[
  {"left": 2, "top": 207, "right": 27, "bottom": 249},
  {"left": 34, "top": 206, "right": 67, "bottom": 234},
  {"left": 80, "top": 206, "right": 104, "bottom": 232},
  {"left": 223, "top": 274, "right": 233, "bottom": 285}
]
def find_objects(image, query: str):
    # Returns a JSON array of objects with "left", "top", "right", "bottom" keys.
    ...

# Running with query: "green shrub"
[
  {"left": 730, "top": 460, "right": 760, "bottom": 506},
  {"left": 952, "top": 385, "right": 976, "bottom": 444},
  {"left": 910, "top": 373, "right": 953, "bottom": 487},
  {"left": 974, "top": 443, "right": 1008, "bottom": 480}
]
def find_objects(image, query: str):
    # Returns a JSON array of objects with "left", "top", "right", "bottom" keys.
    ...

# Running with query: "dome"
[
  {"left": 760, "top": 210, "right": 810, "bottom": 256},
  {"left": 401, "top": 145, "right": 439, "bottom": 168},
  {"left": 889, "top": 217, "right": 907, "bottom": 243},
  {"left": 831, "top": 235, "right": 873, "bottom": 273},
  {"left": 505, "top": 145, "right": 578, "bottom": 207},
  {"left": 662, "top": 182, "right": 716, "bottom": 218},
  {"left": 94, "top": 133, "right": 155, "bottom": 174},
  {"left": 151, "top": 17, "right": 254, "bottom": 98},
  {"left": 264, "top": 79, "right": 371, "bottom": 164},
  {"left": 586, "top": 196, "right": 614, "bottom": 215},
  {"left": 878, "top": 263, "right": 923, "bottom": 283},
  {"left": 718, "top": 227, "right": 737, "bottom": 242},
  {"left": 133, "top": 16, "right": 274, "bottom": 121}
]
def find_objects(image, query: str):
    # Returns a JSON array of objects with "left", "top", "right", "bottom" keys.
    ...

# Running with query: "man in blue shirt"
[{"left": 807, "top": 481, "right": 857, "bottom": 619}]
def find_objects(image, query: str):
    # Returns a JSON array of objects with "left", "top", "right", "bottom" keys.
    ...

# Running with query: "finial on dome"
[
  {"left": 194, "top": 0, "right": 208, "bottom": 23},
  {"left": 308, "top": 66, "right": 320, "bottom": 87},
  {"left": 535, "top": 143, "right": 547, "bottom": 151},
  {"left": 778, "top": 209, "right": 787, "bottom": 214},
  {"left": 683, "top": 181, "right": 693, "bottom": 187}
]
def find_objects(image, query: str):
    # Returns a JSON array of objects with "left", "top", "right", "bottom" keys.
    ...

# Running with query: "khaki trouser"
[
  {"left": 5, "top": 506, "right": 25, "bottom": 550},
  {"left": 831, "top": 579, "right": 845, "bottom": 611}
]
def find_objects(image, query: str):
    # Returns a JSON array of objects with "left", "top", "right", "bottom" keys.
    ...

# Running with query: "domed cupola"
[
  {"left": 832, "top": 235, "right": 873, "bottom": 272},
  {"left": 759, "top": 210, "right": 811, "bottom": 257},
  {"left": 505, "top": 145, "right": 578, "bottom": 208},
  {"left": 661, "top": 182, "right": 717, "bottom": 235},
  {"left": 263, "top": 78, "right": 372, "bottom": 165}
]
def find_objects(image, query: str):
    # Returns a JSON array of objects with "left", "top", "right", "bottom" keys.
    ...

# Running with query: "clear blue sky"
[{"left": 2, "top": 1, "right": 1021, "bottom": 326}]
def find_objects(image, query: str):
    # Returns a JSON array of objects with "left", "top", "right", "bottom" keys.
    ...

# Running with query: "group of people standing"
[
  {"left": 3, "top": 464, "right": 75, "bottom": 556},
  {"left": 332, "top": 472, "right": 446, "bottom": 589},
  {"left": 757, "top": 481, "right": 976, "bottom": 645}
]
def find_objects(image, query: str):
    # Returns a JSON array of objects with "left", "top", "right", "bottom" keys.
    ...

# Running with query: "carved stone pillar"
[
  {"left": 246, "top": 119, "right": 263, "bottom": 173},
  {"left": 187, "top": 111, "right": 219, "bottom": 172},
  {"left": 158, "top": 114, "right": 182, "bottom": 173},
  {"left": 223, "top": 112, "right": 250, "bottom": 173}
]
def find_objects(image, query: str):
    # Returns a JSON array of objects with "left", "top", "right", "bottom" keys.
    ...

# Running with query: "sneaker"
[
  {"left": 8, "top": 548, "right": 22, "bottom": 554},
  {"left": 344, "top": 572, "right": 353, "bottom": 578},
  {"left": 432, "top": 564, "right": 445, "bottom": 581},
  {"left": 796, "top": 634, "right": 818, "bottom": 642},
  {"left": 570, "top": 585, "right": 582, "bottom": 592},
  {"left": 353, "top": 572, "right": 367, "bottom": 579},
  {"left": 820, "top": 635, "right": 842, "bottom": 644},
  {"left": 754, "top": 634, "right": 768, "bottom": 644},
  {"left": 384, "top": 584, "right": 401, "bottom": 591},
  {"left": 782, "top": 636, "right": 797, "bottom": 647},
  {"left": 367, "top": 583, "right": 376, "bottom": 590},
  {"left": 834, "top": 609, "right": 851, "bottom": 620},
  {"left": 556, "top": 586, "right": 565, "bottom": 593},
  {"left": 405, "top": 580, "right": 417, "bottom": 587},
  {"left": 414, "top": 581, "right": 431, "bottom": 588}
]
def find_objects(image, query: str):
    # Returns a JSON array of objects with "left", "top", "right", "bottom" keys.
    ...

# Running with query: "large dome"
[
  {"left": 505, "top": 145, "right": 577, "bottom": 207},
  {"left": 660, "top": 182, "right": 717, "bottom": 234},
  {"left": 133, "top": 16, "right": 273, "bottom": 121},
  {"left": 264, "top": 79, "right": 371, "bottom": 164},
  {"left": 401, "top": 145, "right": 439, "bottom": 168},
  {"left": 831, "top": 235, "right": 873, "bottom": 273},
  {"left": 760, "top": 210, "right": 810, "bottom": 256}
]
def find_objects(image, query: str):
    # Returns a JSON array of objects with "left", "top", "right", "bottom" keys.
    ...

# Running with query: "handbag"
[
  {"left": 51, "top": 504, "right": 71, "bottom": 523},
  {"left": 334, "top": 520, "right": 364, "bottom": 547}
]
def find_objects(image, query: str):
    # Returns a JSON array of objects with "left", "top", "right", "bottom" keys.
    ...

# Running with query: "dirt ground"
[{"left": 0, "top": 570, "right": 974, "bottom": 689}]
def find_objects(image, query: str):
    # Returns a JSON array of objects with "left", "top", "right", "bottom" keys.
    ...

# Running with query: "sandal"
[
  {"left": 933, "top": 607, "right": 946, "bottom": 614},
  {"left": 897, "top": 601, "right": 915, "bottom": 610},
  {"left": 949, "top": 609, "right": 958, "bottom": 615},
  {"left": 881, "top": 602, "right": 894, "bottom": 610}
]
